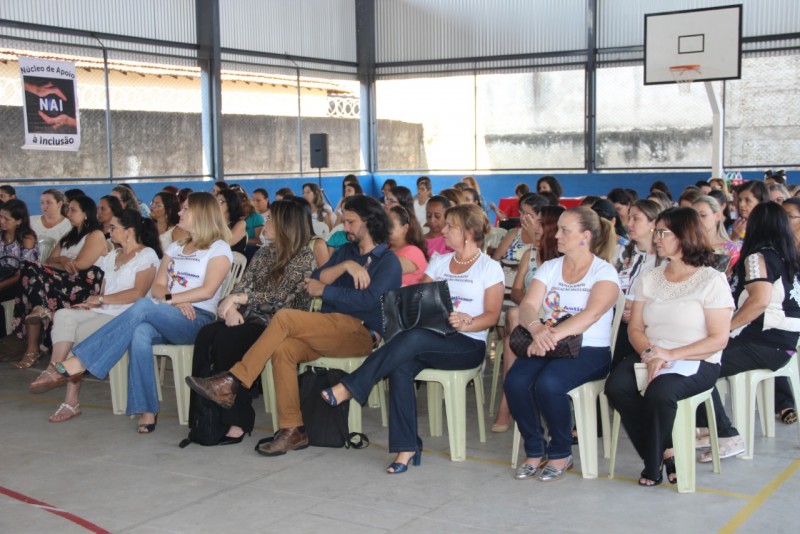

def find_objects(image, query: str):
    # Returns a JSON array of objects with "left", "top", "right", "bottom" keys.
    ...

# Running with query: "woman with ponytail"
[{"left": 504, "top": 206, "right": 621, "bottom": 482}]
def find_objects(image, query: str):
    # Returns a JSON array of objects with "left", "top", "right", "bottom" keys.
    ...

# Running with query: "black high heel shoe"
[
  {"left": 137, "top": 414, "right": 158, "bottom": 434},
  {"left": 219, "top": 431, "right": 252, "bottom": 446},
  {"left": 663, "top": 456, "right": 677, "bottom": 485},
  {"left": 638, "top": 463, "right": 663, "bottom": 487},
  {"left": 387, "top": 450, "right": 421, "bottom": 474}
]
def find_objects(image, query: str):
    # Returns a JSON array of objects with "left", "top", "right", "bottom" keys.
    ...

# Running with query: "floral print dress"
[{"left": 11, "top": 237, "right": 104, "bottom": 347}]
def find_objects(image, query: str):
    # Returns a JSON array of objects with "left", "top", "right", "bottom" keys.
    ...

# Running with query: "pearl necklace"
[{"left": 452, "top": 249, "right": 481, "bottom": 265}]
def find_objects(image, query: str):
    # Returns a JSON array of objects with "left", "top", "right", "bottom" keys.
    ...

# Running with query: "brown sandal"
[
  {"left": 29, "top": 363, "right": 70, "bottom": 394},
  {"left": 49, "top": 402, "right": 81, "bottom": 423},
  {"left": 14, "top": 351, "right": 41, "bottom": 369}
]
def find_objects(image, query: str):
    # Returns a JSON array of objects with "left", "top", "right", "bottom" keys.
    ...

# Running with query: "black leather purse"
[
  {"left": 381, "top": 281, "right": 457, "bottom": 343},
  {"left": 508, "top": 314, "right": 582, "bottom": 359},
  {"left": 239, "top": 301, "right": 284, "bottom": 326}
]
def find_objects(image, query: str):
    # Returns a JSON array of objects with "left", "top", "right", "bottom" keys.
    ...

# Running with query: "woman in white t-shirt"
[
  {"left": 27, "top": 210, "right": 162, "bottom": 423},
  {"left": 29, "top": 189, "right": 71, "bottom": 250},
  {"left": 52, "top": 193, "right": 233, "bottom": 434},
  {"left": 321, "top": 204, "right": 504, "bottom": 474},
  {"left": 506, "top": 207, "right": 620, "bottom": 482},
  {"left": 605, "top": 207, "right": 733, "bottom": 487}
]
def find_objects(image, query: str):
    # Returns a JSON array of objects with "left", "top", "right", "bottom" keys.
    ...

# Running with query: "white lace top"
[{"left": 632, "top": 264, "right": 734, "bottom": 364}]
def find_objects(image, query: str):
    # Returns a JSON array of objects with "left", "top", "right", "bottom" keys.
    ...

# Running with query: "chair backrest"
[
  {"left": 37, "top": 237, "right": 56, "bottom": 263},
  {"left": 220, "top": 251, "right": 247, "bottom": 298},
  {"left": 329, "top": 223, "right": 344, "bottom": 235},
  {"left": 312, "top": 220, "right": 330, "bottom": 240},
  {"left": 483, "top": 227, "right": 508, "bottom": 252},
  {"left": 610, "top": 291, "right": 627, "bottom": 354}
]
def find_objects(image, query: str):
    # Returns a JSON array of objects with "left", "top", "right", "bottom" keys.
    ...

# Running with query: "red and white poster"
[{"left": 19, "top": 57, "right": 80, "bottom": 151}]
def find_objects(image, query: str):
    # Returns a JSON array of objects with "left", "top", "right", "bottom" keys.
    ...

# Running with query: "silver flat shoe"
[
  {"left": 514, "top": 456, "right": 547, "bottom": 480},
  {"left": 537, "top": 455, "right": 573, "bottom": 482}
]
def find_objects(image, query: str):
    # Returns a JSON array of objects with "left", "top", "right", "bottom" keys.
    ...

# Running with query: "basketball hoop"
[{"left": 670, "top": 64, "right": 702, "bottom": 94}]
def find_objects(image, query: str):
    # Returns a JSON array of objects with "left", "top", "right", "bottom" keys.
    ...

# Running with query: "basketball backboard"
[{"left": 644, "top": 4, "right": 742, "bottom": 85}]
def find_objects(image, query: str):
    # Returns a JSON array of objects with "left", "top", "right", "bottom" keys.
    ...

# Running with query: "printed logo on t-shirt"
[
  {"left": 791, "top": 277, "right": 800, "bottom": 307},
  {"left": 452, "top": 295, "right": 473, "bottom": 309},
  {"left": 167, "top": 259, "right": 189, "bottom": 291}
]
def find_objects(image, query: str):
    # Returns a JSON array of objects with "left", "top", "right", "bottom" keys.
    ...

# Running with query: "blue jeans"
[
  {"left": 342, "top": 330, "right": 486, "bottom": 452},
  {"left": 72, "top": 298, "right": 215, "bottom": 415},
  {"left": 505, "top": 346, "right": 611, "bottom": 460}
]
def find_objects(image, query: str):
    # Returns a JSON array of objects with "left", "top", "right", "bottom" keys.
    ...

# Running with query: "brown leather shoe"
[
  {"left": 185, "top": 372, "right": 240, "bottom": 409},
  {"left": 256, "top": 426, "right": 309, "bottom": 456}
]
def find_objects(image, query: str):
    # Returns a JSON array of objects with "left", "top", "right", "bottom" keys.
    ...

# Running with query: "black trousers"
[
  {"left": 192, "top": 320, "right": 267, "bottom": 432},
  {"left": 697, "top": 338, "right": 793, "bottom": 437},
  {"left": 605, "top": 354, "right": 720, "bottom": 480}
]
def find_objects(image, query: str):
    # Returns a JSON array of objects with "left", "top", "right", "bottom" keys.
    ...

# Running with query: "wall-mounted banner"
[{"left": 19, "top": 57, "right": 80, "bottom": 151}]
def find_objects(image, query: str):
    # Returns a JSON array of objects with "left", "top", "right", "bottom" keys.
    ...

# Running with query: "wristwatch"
[{"left": 165, "top": 293, "right": 173, "bottom": 304}]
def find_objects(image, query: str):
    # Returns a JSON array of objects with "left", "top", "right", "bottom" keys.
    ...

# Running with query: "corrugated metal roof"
[
  {"left": 219, "top": 0, "right": 356, "bottom": 63},
  {"left": 599, "top": 0, "right": 800, "bottom": 50},
  {"left": 0, "top": 0, "right": 196, "bottom": 43},
  {"left": 376, "top": 0, "right": 586, "bottom": 64}
]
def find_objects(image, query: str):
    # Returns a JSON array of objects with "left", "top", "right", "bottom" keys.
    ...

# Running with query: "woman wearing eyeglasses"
[{"left": 605, "top": 207, "right": 734, "bottom": 487}]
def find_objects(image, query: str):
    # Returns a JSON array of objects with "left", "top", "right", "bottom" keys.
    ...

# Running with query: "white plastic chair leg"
[
  {"left": 511, "top": 422, "right": 521, "bottom": 468},
  {"left": 672, "top": 390, "right": 720, "bottom": 493},
  {"left": 260, "top": 360, "right": 278, "bottom": 431},
  {"left": 109, "top": 352, "right": 129, "bottom": 415},
  {"left": 489, "top": 340, "right": 503, "bottom": 417},
  {"left": 427, "top": 382, "right": 444, "bottom": 437},
  {"left": 569, "top": 384, "right": 600, "bottom": 479}
]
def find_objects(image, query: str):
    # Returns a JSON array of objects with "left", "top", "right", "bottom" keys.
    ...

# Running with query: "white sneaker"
[{"left": 698, "top": 435, "right": 745, "bottom": 463}]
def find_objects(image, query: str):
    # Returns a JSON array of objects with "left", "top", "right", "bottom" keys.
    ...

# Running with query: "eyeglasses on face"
[{"left": 651, "top": 228, "right": 674, "bottom": 239}]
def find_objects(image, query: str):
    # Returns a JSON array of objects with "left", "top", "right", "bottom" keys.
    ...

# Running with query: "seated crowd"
[{"left": 0, "top": 170, "right": 797, "bottom": 485}]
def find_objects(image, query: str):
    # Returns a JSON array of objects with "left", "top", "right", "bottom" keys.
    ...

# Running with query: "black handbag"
[
  {"left": 239, "top": 301, "right": 284, "bottom": 326},
  {"left": 508, "top": 314, "right": 582, "bottom": 359},
  {"left": 0, "top": 256, "right": 21, "bottom": 282},
  {"left": 381, "top": 281, "right": 457, "bottom": 343}
]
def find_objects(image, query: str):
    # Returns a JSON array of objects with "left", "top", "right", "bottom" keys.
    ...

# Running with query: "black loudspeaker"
[{"left": 310, "top": 133, "right": 329, "bottom": 169}]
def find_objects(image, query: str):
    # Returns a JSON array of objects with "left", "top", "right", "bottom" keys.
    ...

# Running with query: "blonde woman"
[
  {"left": 29, "top": 189, "right": 71, "bottom": 244},
  {"left": 52, "top": 193, "right": 232, "bottom": 434},
  {"left": 693, "top": 195, "right": 740, "bottom": 273}
]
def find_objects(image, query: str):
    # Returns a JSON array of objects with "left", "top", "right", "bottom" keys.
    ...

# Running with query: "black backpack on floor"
[
  {"left": 179, "top": 345, "right": 227, "bottom": 448},
  {"left": 255, "top": 366, "right": 368, "bottom": 450}
]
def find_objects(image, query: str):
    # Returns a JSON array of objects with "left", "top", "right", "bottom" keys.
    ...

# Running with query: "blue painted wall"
[{"left": 3, "top": 170, "right": 790, "bottom": 217}]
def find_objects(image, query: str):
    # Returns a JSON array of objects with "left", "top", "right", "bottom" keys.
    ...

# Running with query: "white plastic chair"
[
  {"left": 1, "top": 299, "right": 14, "bottom": 336},
  {"left": 510, "top": 292, "right": 625, "bottom": 478},
  {"left": 415, "top": 363, "right": 486, "bottom": 462},
  {"left": 727, "top": 355, "right": 800, "bottom": 460},
  {"left": 112, "top": 252, "right": 247, "bottom": 422},
  {"left": 37, "top": 237, "right": 56, "bottom": 263},
  {"left": 609, "top": 388, "right": 721, "bottom": 493},
  {"left": 483, "top": 227, "right": 508, "bottom": 253},
  {"left": 312, "top": 220, "right": 330, "bottom": 240}
]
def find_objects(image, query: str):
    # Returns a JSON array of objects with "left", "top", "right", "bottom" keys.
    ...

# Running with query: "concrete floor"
[{"left": 1, "top": 358, "right": 800, "bottom": 534}]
